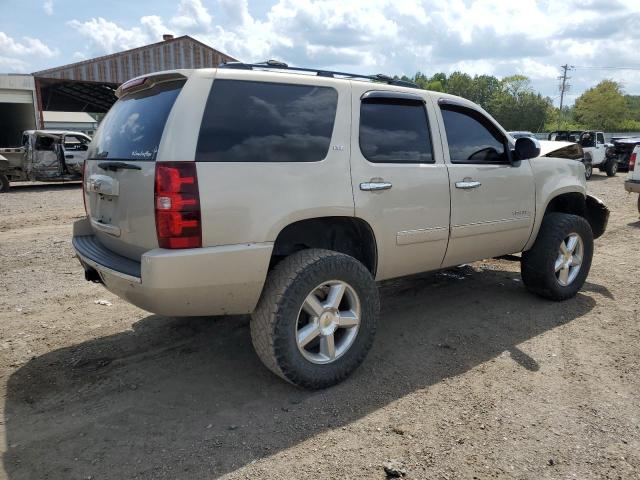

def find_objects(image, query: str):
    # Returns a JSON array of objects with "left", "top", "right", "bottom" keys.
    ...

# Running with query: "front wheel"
[
  {"left": 0, "top": 174, "right": 9, "bottom": 193},
  {"left": 521, "top": 213, "right": 594, "bottom": 300},
  {"left": 605, "top": 159, "right": 618, "bottom": 177},
  {"left": 584, "top": 161, "right": 593, "bottom": 180},
  {"left": 251, "top": 249, "right": 379, "bottom": 389}
]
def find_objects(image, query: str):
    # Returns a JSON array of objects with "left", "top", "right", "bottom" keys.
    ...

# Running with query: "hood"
[{"left": 537, "top": 140, "right": 574, "bottom": 156}]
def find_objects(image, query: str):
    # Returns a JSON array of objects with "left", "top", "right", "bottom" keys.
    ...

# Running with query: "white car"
[{"left": 624, "top": 145, "right": 640, "bottom": 215}]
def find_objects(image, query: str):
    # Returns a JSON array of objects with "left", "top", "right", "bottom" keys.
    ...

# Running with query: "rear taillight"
[
  {"left": 154, "top": 162, "right": 201, "bottom": 249},
  {"left": 629, "top": 152, "right": 637, "bottom": 172},
  {"left": 82, "top": 160, "right": 88, "bottom": 216}
]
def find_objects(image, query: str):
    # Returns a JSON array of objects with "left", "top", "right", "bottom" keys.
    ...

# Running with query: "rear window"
[
  {"left": 88, "top": 80, "right": 184, "bottom": 161},
  {"left": 196, "top": 80, "right": 338, "bottom": 162}
]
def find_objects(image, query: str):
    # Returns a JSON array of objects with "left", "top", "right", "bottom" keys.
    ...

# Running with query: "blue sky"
[{"left": 1, "top": 0, "right": 639, "bottom": 105}]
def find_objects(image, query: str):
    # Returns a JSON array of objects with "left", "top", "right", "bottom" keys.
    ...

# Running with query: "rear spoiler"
[{"left": 116, "top": 72, "right": 187, "bottom": 98}]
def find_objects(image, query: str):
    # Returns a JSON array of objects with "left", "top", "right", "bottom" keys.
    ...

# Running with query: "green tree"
[
  {"left": 473, "top": 74, "right": 501, "bottom": 109},
  {"left": 446, "top": 71, "right": 475, "bottom": 100},
  {"left": 486, "top": 76, "right": 552, "bottom": 131},
  {"left": 573, "top": 80, "right": 630, "bottom": 131}
]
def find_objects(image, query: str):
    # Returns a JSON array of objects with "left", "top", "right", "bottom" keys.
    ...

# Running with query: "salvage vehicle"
[
  {"left": 624, "top": 145, "right": 640, "bottom": 215},
  {"left": 0, "top": 130, "right": 91, "bottom": 192},
  {"left": 538, "top": 140, "right": 590, "bottom": 179},
  {"left": 72, "top": 63, "right": 609, "bottom": 389},
  {"left": 607, "top": 136, "right": 640, "bottom": 173},
  {"left": 548, "top": 130, "right": 619, "bottom": 176}
]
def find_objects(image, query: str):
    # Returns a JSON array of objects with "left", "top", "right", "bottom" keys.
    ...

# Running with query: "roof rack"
[{"left": 219, "top": 60, "right": 420, "bottom": 89}]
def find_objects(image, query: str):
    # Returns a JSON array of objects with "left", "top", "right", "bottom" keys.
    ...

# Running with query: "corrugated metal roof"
[
  {"left": 33, "top": 35, "right": 237, "bottom": 84},
  {"left": 42, "top": 111, "right": 97, "bottom": 123}
]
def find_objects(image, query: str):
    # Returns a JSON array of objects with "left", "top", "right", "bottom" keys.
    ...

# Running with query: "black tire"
[
  {"left": 605, "top": 159, "right": 618, "bottom": 177},
  {"left": 251, "top": 249, "right": 379, "bottom": 389},
  {"left": 637, "top": 195, "right": 640, "bottom": 216},
  {"left": 521, "top": 213, "right": 593, "bottom": 301},
  {"left": 584, "top": 161, "right": 593, "bottom": 180},
  {"left": 0, "top": 174, "right": 9, "bottom": 193}
]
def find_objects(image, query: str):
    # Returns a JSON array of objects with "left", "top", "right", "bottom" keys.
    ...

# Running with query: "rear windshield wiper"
[{"left": 97, "top": 161, "right": 142, "bottom": 172}]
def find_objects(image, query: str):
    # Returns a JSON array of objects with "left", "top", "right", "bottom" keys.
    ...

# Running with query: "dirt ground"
[{"left": 0, "top": 173, "right": 638, "bottom": 480}]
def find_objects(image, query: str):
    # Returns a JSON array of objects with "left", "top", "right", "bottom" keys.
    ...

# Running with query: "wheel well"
[
  {"left": 271, "top": 217, "right": 377, "bottom": 275},
  {"left": 544, "top": 192, "right": 608, "bottom": 239},
  {"left": 545, "top": 192, "right": 586, "bottom": 217}
]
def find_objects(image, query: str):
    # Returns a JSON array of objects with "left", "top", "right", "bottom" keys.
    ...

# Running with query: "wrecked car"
[
  {"left": 548, "top": 130, "right": 620, "bottom": 177},
  {"left": 0, "top": 130, "right": 91, "bottom": 192},
  {"left": 606, "top": 136, "right": 640, "bottom": 173},
  {"left": 538, "top": 139, "right": 591, "bottom": 179}
]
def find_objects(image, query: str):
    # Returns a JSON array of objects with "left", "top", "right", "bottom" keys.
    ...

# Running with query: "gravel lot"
[{"left": 1, "top": 173, "right": 639, "bottom": 479}]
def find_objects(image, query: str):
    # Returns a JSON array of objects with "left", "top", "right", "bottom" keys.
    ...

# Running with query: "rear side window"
[
  {"left": 597, "top": 132, "right": 605, "bottom": 145},
  {"left": 440, "top": 106, "right": 508, "bottom": 164},
  {"left": 359, "top": 99, "right": 433, "bottom": 163},
  {"left": 196, "top": 80, "right": 338, "bottom": 162},
  {"left": 88, "top": 80, "right": 184, "bottom": 161}
]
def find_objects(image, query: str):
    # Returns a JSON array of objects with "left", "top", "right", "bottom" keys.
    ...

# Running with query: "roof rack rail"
[{"left": 219, "top": 60, "right": 420, "bottom": 89}]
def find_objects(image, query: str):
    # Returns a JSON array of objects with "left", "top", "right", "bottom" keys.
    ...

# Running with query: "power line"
[{"left": 573, "top": 65, "right": 640, "bottom": 71}]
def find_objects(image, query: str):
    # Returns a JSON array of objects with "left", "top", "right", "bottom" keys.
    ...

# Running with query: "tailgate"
[{"left": 84, "top": 77, "right": 186, "bottom": 261}]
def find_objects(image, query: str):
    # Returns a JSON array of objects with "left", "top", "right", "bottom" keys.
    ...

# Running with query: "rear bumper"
[
  {"left": 625, "top": 179, "right": 640, "bottom": 193},
  {"left": 72, "top": 218, "right": 273, "bottom": 316}
]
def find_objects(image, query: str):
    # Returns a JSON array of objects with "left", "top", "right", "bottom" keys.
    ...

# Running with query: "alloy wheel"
[{"left": 296, "top": 280, "right": 361, "bottom": 364}]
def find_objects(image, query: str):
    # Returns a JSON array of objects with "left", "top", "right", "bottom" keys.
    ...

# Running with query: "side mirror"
[{"left": 514, "top": 137, "right": 540, "bottom": 161}]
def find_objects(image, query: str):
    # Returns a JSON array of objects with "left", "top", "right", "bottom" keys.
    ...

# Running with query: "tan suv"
[{"left": 73, "top": 62, "right": 609, "bottom": 389}]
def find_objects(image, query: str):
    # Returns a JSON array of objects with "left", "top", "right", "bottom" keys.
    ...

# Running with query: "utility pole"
[{"left": 558, "top": 64, "right": 573, "bottom": 129}]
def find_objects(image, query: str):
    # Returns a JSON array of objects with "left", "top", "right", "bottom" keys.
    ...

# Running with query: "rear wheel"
[
  {"left": 521, "top": 213, "right": 593, "bottom": 300},
  {"left": 0, "top": 174, "right": 9, "bottom": 193},
  {"left": 605, "top": 159, "right": 618, "bottom": 177},
  {"left": 251, "top": 249, "right": 379, "bottom": 389}
]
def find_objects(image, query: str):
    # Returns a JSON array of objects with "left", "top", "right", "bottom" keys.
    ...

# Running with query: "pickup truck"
[
  {"left": 72, "top": 64, "right": 609, "bottom": 388},
  {"left": 548, "top": 130, "right": 619, "bottom": 176}
]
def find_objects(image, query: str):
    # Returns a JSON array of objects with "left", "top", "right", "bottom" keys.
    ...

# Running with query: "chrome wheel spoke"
[
  {"left": 559, "top": 241, "right": 569, "bottom": 256},
  {"left": 319, "top": 334, "right": 336, "bottom": 360},
  {"left": 570, "top": 254, "right": 582, "bottom": 267},
  {"left": 325, "top": 283, "right": 346, "bottom": 310},
  {"left": 554, "top": 256, "right": 564, "bottom": 272},
  {"left": 337, "top": 310, "right": 359, "bottom": 328},
  {"left": 566, "top": 235, "right": 579, "bottom": 253},
  {"left": 302, "top": 293, "right": 324, "bottom": 318},
  {"left": 297, "top": 323, "right": 320, "bottom": 348},
  {"left": 558, "top": 266, "right": 570, "bottom": 285}
]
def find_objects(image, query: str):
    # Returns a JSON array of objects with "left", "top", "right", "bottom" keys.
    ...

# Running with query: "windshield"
[{"left": 88, "top": 80, "right": 185, "bottom": 161}]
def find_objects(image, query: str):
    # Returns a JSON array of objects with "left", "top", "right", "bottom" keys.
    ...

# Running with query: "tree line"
[{"left": 398, "top": 71, "right": 640, "bottom": 132}]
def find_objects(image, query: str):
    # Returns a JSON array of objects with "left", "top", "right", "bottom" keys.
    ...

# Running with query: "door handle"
[
  {"left": 65, "top": 154, "right": 74, "bottom": 159},
  {"left": 455, "top": 180, "right": 481, "bottom": 189},
  {"left": 360, "top": 182, "right": 392, "bottom": 191}
]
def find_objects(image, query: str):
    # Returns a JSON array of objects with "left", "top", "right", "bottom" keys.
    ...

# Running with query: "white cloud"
[
  {"left": 62, "top": 0, "right": 640, "bottom": 104},
  {"left": 0, "top": 55, "right": 30, "bottom": 73},
  {"left": 43, "top": 0, "right": 53, "bottom": 15},
  {"left": 0, "top": 32, "right": 58, "bottom": 58},
  {"left": 170, "top": 0, "right": 212, "bottom": 31}
]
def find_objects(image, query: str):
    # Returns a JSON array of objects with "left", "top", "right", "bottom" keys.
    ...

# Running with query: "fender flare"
[{"left": 585, "top": 194, "right": 609, "bottom": 239}]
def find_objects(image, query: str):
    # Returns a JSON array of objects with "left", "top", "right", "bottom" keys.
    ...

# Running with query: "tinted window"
[
  {"left": 441, "top": 107, "right": 507, "bottom": 163},
  {"left": 196, "top": 80, "right": 338, "bottom": 162},
  {"left": 597, "top": 132, "right": 605, "bottom": 144},
  {"left": 88, "top": 80, "right": 184, "bottom": 161},
  {"left": 359, "top": 100, "right": 432, "bottom": 163}
]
